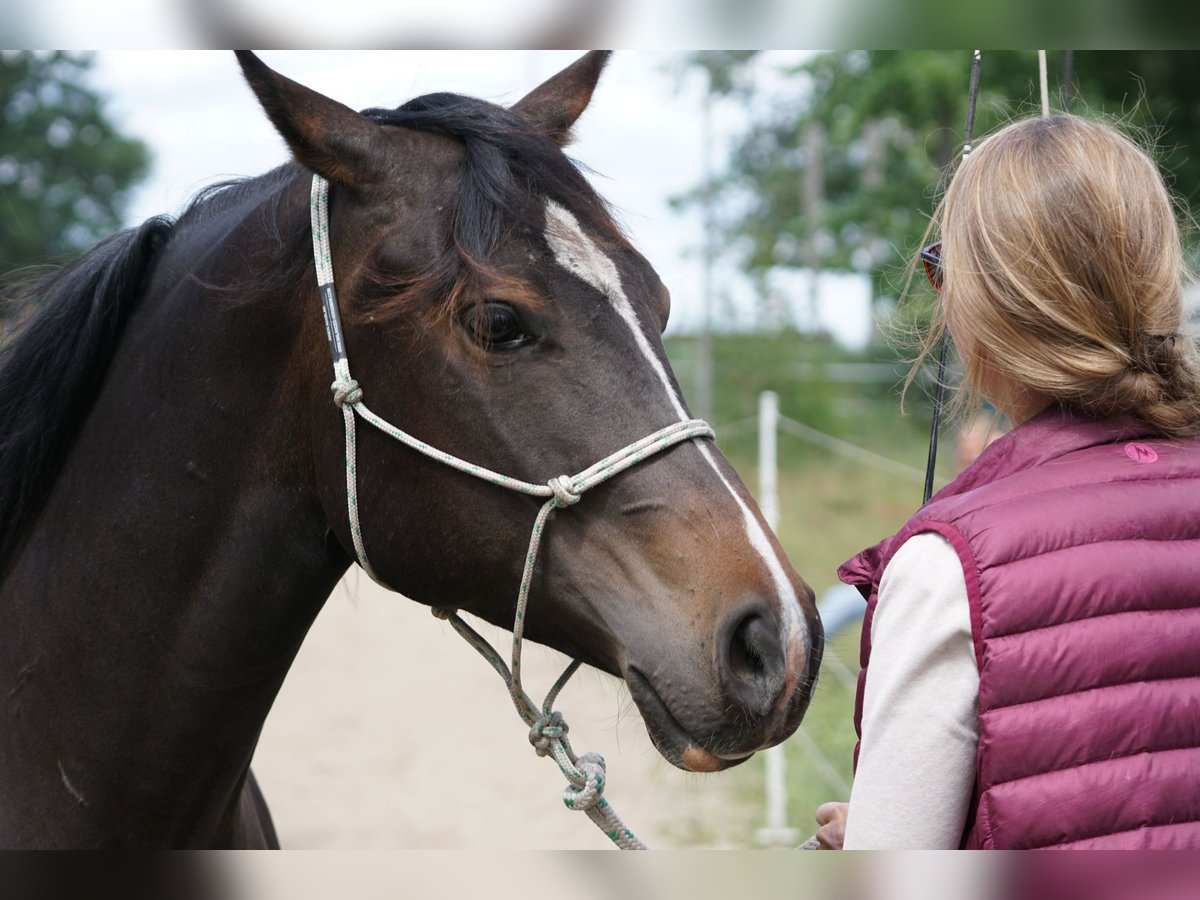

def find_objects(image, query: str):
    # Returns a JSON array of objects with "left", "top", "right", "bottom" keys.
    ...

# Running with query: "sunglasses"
[{"left": 920, "top": 241, "right": 943, "bottom": 290}]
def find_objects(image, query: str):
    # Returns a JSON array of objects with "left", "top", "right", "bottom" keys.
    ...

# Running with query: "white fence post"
[
  {"left": 754, "top": 390, "right": 799, "bottom": 846},
  {"left": 758, "top": 391, "right": 780, "bottom": 533}
]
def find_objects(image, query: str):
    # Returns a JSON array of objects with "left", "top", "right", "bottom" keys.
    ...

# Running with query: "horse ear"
[
  {"left": 235, "top": 51, "right": 388, "bottom": 188},
  {"left": 511, "top": 51, "right": 611, "bottom": 146}
]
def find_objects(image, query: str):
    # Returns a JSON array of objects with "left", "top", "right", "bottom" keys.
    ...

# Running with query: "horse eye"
[{"left": 462, "top": 302, "right": 533, "bottom": 351}]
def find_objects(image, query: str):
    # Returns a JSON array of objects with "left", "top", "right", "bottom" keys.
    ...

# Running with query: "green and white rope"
[
  {"left": 310, "top": 173, "right": 335, "bottom": 284},
  {"left": 310, "top": 174, "right": 714, "bottom": 850}
]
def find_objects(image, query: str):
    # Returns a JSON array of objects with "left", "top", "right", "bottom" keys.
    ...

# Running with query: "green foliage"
[
  {"left": 1075, "top": 52, "right": 1200, "bottom": 214},
  {"left": 682, "top": 51, "right": 1200, "bottom": 315},
  {"left": 0, "top": 52, "right": 149, "bottom": 269}
]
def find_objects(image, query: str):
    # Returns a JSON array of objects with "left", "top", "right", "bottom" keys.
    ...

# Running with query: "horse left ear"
[
  {"left": 511, "top": 51, "right": 611, "bottom": 147},
  {"left": 236, "top": 51, "right": 389, "bottom": 189}
]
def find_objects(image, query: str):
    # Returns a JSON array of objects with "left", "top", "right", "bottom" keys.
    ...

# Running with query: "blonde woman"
[{"left": 818, "top": 115, "right": 1200, "bottom": 849}]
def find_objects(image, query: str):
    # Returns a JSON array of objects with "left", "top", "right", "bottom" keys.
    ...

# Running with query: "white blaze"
[{"left": 543, "top": 202, "right": 807, "bottom": 665}]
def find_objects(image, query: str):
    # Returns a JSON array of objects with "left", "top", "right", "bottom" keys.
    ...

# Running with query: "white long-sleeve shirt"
[{"left": 842, "top": 531, "right": 981, "bottom": 849}]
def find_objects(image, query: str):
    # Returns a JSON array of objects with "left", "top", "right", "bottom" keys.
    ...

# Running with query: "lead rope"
[
  {"left": 923, "top": 49, "right": 982, "bottom": 505},
  {"left": 311, "top": 174, "right": 715, "bottom": 849}
]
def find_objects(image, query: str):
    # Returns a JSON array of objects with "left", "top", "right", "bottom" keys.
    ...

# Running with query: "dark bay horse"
[{"left": 0, "top": 51, "right": 822, "bottom": 848}]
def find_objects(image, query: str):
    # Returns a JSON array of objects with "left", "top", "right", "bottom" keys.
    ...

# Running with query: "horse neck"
[{"left": 0, "top": 179, "right": 351, "bottom": 846}]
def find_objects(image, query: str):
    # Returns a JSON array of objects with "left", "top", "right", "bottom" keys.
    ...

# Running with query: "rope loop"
[
  {"left": 529, "top": 710, "right": 568, "bottom": 756},
  {"left": 331, "top": 378, "right": 363, "bottom": 407},
  {"left": 430, "top": 606, "right": 457, "bottom": 621},
  {"left": 562, "top": 752, "right": 606, "bottom": 811},
  {"left": 547, "top": 475, "right": 582, "bottom": 508}
]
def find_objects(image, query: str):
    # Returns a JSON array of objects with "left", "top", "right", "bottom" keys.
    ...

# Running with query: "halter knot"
[
  {"left": 331, "top": 378, "right": 363, "bottom": 407},
  {"left": 562, "top": 752, "right": 606, "bottom": 811},
  {"left": 529, "top": 711, "right": 568, "bottom": 757},
  {"left": 548, "top": 475, "right": 581, "bottom": 508},
  {"left": 431, "top": 606, "right": 457, "bottom": 621}
]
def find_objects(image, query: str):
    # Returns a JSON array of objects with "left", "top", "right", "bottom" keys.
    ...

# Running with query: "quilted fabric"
[{"left": 839, "top": 406, "right": 1200, "bottom": 849}]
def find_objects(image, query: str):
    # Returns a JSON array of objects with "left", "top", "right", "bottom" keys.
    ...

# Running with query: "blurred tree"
[
  {"left": 676, "top": 50, "right": 760, "bottom": 97},
  {"left": 0, "top": 51, "right": 149, "bottom": 270},
  {"left": 1077, "top": 52, "right": 1200, "bottom": 209},
  {"left": 678, "top": 51, "right": 1200, "bottom": 331}
]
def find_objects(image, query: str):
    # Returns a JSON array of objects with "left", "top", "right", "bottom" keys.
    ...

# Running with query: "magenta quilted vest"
[{"left": 838, "top": 406, "right": 1200, "bottom": 849}]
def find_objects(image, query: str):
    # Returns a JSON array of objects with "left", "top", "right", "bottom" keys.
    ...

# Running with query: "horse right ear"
[{"left": 236, "top": 51, "right": 388, "bottom": 189}]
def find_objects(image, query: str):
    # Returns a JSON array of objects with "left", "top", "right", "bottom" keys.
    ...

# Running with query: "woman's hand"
[{"left": 815, "top": 802, "right": 849, "bottom": 849}]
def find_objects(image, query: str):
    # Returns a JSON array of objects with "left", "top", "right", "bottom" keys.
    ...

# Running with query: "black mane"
[{"left": 0, "top": 217, "right": 173, "bottom": 570}]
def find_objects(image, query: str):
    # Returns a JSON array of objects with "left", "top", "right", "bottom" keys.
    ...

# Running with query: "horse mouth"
[{"left": 624, "top": 666, "right": 754, "bottom": 773}]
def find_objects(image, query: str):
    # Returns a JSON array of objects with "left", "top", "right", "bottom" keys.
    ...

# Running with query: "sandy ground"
[{"left": 252, "top": 570, "right": 754, "bottom": 849}]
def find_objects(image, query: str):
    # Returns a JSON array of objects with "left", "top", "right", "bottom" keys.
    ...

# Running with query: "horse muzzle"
[{"left": 622, "top": 597, "right": 821, "bottom": 773}]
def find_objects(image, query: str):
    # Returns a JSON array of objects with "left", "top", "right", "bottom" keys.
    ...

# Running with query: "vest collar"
[
  {"left": 932, "top": 405, "right": 1155, "bottom": 500},
  {"left": 838, "top": 407, "right": 1156, "bottom": 590}
]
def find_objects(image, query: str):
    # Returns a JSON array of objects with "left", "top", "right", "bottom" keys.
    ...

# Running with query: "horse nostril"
[
  {"left": 723, "top": 612, "right": 785, "bottom": 718},
  {"left": 731, "top": 616, "right": 767, "bottom": 681}
]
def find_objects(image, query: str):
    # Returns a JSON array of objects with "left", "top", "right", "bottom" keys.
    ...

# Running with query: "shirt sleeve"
[{"left": 842, "top": 531, "right": 980, "bottom": 850}]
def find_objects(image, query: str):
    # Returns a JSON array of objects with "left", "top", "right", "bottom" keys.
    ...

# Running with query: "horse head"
[{"left": 237, "top": 51, "right": 822, "bottom": 772}]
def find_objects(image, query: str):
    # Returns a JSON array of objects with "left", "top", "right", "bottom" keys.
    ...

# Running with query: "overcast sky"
[{"left": 86, "top": 50, "right": 871, "bottom": 344}]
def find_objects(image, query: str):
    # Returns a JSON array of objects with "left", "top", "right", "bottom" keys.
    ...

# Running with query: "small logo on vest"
[{"left": 1125, "top": 442, "right": 1158, "bottom": 464}]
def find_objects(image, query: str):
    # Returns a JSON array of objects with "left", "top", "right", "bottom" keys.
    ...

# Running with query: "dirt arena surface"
[{"left": 253, "top": 571, "right": 755, "bottom": 849}]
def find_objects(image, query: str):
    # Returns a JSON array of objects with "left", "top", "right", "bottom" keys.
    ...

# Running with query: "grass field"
[{"left": 664, "top": 330, "right": 956, "bottom": 845}]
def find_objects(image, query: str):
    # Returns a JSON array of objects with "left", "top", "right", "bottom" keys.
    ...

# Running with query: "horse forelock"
[{"left": 351, "top": 93, "right": 629, "bottom": 327}]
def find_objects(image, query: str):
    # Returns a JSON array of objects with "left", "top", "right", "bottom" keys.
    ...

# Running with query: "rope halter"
[{"left": 311, "top": 174, "right": 715, "bottom": 850}]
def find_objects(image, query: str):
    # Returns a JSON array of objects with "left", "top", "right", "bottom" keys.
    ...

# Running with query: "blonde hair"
[{"left": 911, "top": 114, "right": 1200, "bottom": 439}]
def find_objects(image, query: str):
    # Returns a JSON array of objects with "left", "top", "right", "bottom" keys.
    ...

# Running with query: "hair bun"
[
  {"left": 1106, "top": 367, "right": 1161, "bottom": 409},
  {"left": 1142, "top": 332, "right": 1181, "bottom": 375}
]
